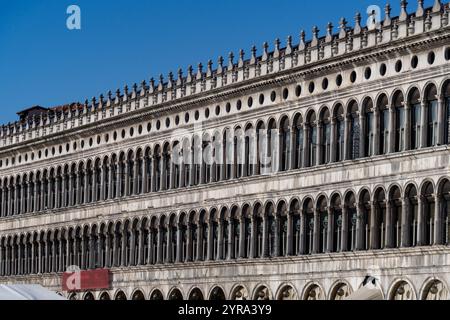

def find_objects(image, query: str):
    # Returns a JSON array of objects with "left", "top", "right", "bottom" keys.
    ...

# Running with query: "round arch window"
[
  {"left": 336, "top": 74, "right": 343, "bottom": 87},
  {"left": 364, "top": 67, "right": 372, "bottom": 80},
  {"left": 308, "top": 82, "right": 315, "bottom": 94},
  {"left": 156, "top": 120, "right": 161, "bottom": 130},
  {"left": 322, "top": 78, "right": 329, "bottom": 90},
  {"left": 215, "top": 105, "right": 220, "bottom": 116},
  {"left": 271, "top": 91, "right": 277, "bottom": 101},
  {"left": 247, "top": 96, "right": 253, "bottom": 107},
  {"left": 165, "top": 118, "right": 170, "bottom": 128},
  {"left": 195, "top": 110, "right": 200, "bottom": 120},
  {"left": 259, "top": 94, "right": 265, "bottom": 105},
  {"left": 204, "top": 108, "right": 210, "bottom": 119},
  {"left": 185, "top": 113, "right": 190, "bottom": 123},
  {"left": 295, "top": 85, "right": 302, "bottom": 97},
  {"left": 411, "top": 55, "right": 418, "bottom": 69},
  {"left": 395, "top": 60, "right": 402, "bottom": 73},
  {"left": 283, "top": 88, "right": 289, "bottom": 100},
  {"left": 226, "top": 103, "right": 231, "bottom": 113},
  {"left": 175, "top": 115, "right": 180, "bottom": 125},
  {"left": 236, "top": 100, "right": 242, "bottom": 111},
  {"left": 350, "top": 71, "right": 357, "bottom": 83},
  {"left": 428, "top": 51, "right": 435, "bottom": 65},
  {"left": 380, "top": 63, "right": 387, "bottom": 76}
]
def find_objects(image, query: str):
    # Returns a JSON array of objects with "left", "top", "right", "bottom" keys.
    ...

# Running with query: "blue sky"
[{"left": 0, "top": 0, "right": 437, "bottom": 123}]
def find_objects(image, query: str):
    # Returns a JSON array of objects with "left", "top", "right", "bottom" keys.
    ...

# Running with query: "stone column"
[
  {"left": 420, "top": 101, "right": 428, "bottom": 148},
  {"left": 227, "top": 219, "right": 234, "bottom": 260},
  {"left": 134, "top": 158, "right": 140, "bottom": 195},
  {"left": 388, "top": 107, "right": 395, "bottom": 153},
  {"left": 107, "top": 165, "right": 113, "bottom": 200},
  {"left": 129, "top": 230, "right": 136, "bottom": 265},
  {"left": 359, "top": 114, "right": 366, "bottom": 157},
  {"left": 176, "top": 224, "right": 182, "bottom": 263},
  {"left": 121, "top": 230, "right": 127, "bottom": 266},
  {"left": 405, "top": 103, "right": 412, "bottom": 150},
  {"left": 105, "top": 234, "right": 110, "bottom": 268},
  {"left": 68, "top": 174, "right": 73, "bottom": 207},
  {"left": 316, "top": 121, "right": 323, "bottom": 166},
  {"left": 147, "top": 231, "right": 153, "bottom": 264},
  {"left": 207, "top": 221, "right": 214, "bottom": 261},
  {"left": 434, "top": 193, "right": 443, "bottom": 245},
  {"left": 262, "top": 216, "right": 269, "bottom": 257},
  {"left": 97, "top": 235, "right": 103, "bottom": 268},
  {"left": 417, "top": 196, "right": 425, "bottom": 246},
  {"left": 373, "top": 108, "right": 380, "bottom": 155},
  {"left": 298, "top": 209, "right": 306, "bottom": 254},
  {"left": 385, "top": 201, "right": 392, "bottom": 248},
  {"left": 401, "top": 198, "right": 410, "bottom": 247},
  {"left": 312, "top": 209, "right": 320, "bottom": 254},
  {"left": 156, "top": 227, "right": 163, "bottom": 264},
  {"left": 286, "top": 213, "right": 293, "bottom": 256},
  {"left": 116, "top": 163, "right": 122, "bottom": 198},
  {"left": 437, "top": 95, "right": 445, "bottom": 146},
  {"left": 274, "top": 215, "right": 280, "bottom": 257},
  {"left": 330, "top": 117, "right": 337, "bottom": 163},
  {"left": 196, "top": 223, "right": 203, "bottom": 261},
  {"left": 186, "top": 225, "right": 192, "bottom": 262},
  {"left": 138, "top": 230, "right": 144, "bottom": 265},
  {"left": 238, "top": 217, "right": 246, "bottom": 258},
  {"left": 343, "top": 117, "right": 350, "bottom": 160},
  {"left": 217, "top": 219, "right": 224, "bottom": 260},
  {"left": 341, "top": 205, "right": 348, "bottom": 252},
  {"left": 327, "top": 207, "right": 334, "bottom": 252},
  {"left": 123, "top": 162, "right": 129, "bottom": 196},
  {"left": 151, "top": 157, "right": 157, "bottom": 192},
  {"left": 142, "top": 157, "right": 149, "bottom": 193},
  {"left": 355, "top": 203, "right": 364, "bottom": 250},
  {"left": 302, "top": 127, "right": 310, "bottom": 167}
]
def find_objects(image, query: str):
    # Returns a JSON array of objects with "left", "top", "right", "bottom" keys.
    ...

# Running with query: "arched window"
[
  {"left": 256, "top": 122, "right": 266, "bottom": 175},
  {"left": 306, "top": 112, "right": 317, "bottom": 167},
  {"left": 444, "top": 81, "right": 450, "bottom": 145},
  {"left": 334, "top": 105, "right": 345, "bottom": 162},
  {"left": 244, "top": 125, "right": 254, "bottom": 177},
  {"left": 317, "top": 197, "right": 328, "bottom": 253},
  {"left": 279, "top": 117, "right": 291, "bottom": 171},
  {"left": 421, "top": 182, "right": 435, "bottom": 246},
  {"left": 162, "top": 143, "right": 171, "bottom": 190},
  {"left": 358, "top": 190, "right": 370, "bottom": 251},
  {"left": 303, "top": 198, "right": 314, "bottom": 254},
  {"left": 393, "top": 91, "right": 405, "bottom": 152},
  {"left": 118, "top": 155, "right": 126, "bottom": 197},
  {"left": 254, "top": 205, "right": 263, "bottom": 258},
  {"left": 202, "top": 136, "right": 212, "bottom": 184},
  {"left": 378, "top": 94, "right": 389, "bottom": 155},
  {"left": 182, "top": 140, "right": 191, "bottom": 187},
  {"left": 439, "top": 179, "right": 450, "bottom": 245},
  {"left": 291, "top": 114, "right": 304, "bottom": 169},
  {"left": 86, "top": 162, "right": 93, "bottom": 202},
  {"left": 347, "top": 101, "right": 360, "bottom": 160},
  {"left": 153, "top": 146, "right": 162, "bottom": 191},
  {"left": 223, "top": 129, "right": 232, "bottom": 180},
  {"left": 405, "top": 184, "right": 418, "bottom": 247},
  {"left": 319, "top": 109, "right": 331, "bottom": 165},
  {"left": 193, "top": 137, "right": 201, "bottom": 186},
  {"left": 409, "top": 88, "right": 422, "bottom": 150},
  {"left": 266, "top": 204, "right": 276, "bottom": 257},
  {"left": 425, "top": 85, "right": 438, "bottom": 147},
  {"left": 136, "top": 150, "right": 144, "bottom": 194},
  {"left": 363, "top": 98, "right": 375, "bottom": 157},
  {"left": 389, "top": 186, "right": 402, "bottom": 248},
  {"left": 373, "top": 188, "right": 386, "bottom": 250},
  {"left": 331, "top": 194, "right": 342, "bottom": 252},
  {"left": 144, "top": 149, "right": 152, "bottom": 193},
  {"left": 266, "top": 120, "right": 277, "bottom": 174}
]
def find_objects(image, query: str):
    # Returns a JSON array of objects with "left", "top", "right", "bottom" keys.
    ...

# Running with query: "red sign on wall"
[{"left": 62, "top": 269, "right": 110, "bottom": 291}]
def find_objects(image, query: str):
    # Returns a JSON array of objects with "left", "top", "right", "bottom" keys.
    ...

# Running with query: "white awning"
[
  {"left": 345, "top": 282, "right": 384, "bottom": 300},
  {"left": 0, "top": 284, "right": 66, "bottom": 300}
]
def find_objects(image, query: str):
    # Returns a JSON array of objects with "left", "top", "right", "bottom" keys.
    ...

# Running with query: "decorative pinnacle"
[
  {"left": 433, "top": 0, "right": 442, "bottom": 13},
  {"left": 400, "top": 0, "right": 408, "bottom": 21}
]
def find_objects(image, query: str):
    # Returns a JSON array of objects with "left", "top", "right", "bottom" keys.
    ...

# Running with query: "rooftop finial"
[
  {"left": 262, "top": 42, "right": 269, "bottom": 61},
  {"left": 416, "top": 0, "right": 424, "bottom": 17},
  {"left": 432, "top": 0, "right": 442, "bottom": 13},
  {"left": 354, "top": 13, "right": 362, "bottom": 34},
  {"left": 196, "top": 63, "right": 203, "bottom": 80},
  {"left": 177, "top": 68, "right": 183, "bottom": 85},
  {"left": 238, "top": 49, "right": 245, "bottom": 67},
  {"left": 384, "top": 3, "right": 392, "bottom": 26},
  {"left": 299, "top": 30, "right": 306, "bottom": 50},
  {"left": 339, "top": 17, "right": 347, "bottom": 39},
  {"left": 286, "top": 36, "right": 293, "bottom": 54},
  {"left": 250, "top": 45, "right": 257, "bottom": 64},
  {"left": 207, "top": 60, "right": 213, "bottom": 77},
  {"left": 326, "top": 23, "right": 333, "bottom": 42},
  {"left": 228, "top": 52, "right": 234, "bottom": 68},
  {"left": 217, "top": 56, "right": 224, "bottom": 74},
  {"left": 311, "top": 26, "right": 319, "bottom": 46},
  {"left": 400, "top": 0, "right": 408, "bottom": 21},
  {"left": 274, "top": 38, "right": 280, "bottom": 57}
]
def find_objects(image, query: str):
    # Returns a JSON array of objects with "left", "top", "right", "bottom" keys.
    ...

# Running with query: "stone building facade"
[{"left": 0, "top": 0, "right": 450, "bottom": 301}]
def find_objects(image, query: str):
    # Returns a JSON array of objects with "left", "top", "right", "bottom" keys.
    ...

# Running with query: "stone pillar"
[
  {"left": 124, "top": 162, "right": 129, "bottom": 196},
  {"left": 274, "top": 215, "right": 280, "bottom": 257},
  {"left": 133, "top": 158, "right": 140, "bottom": 195},
  {"left": 401, "top": 198, "right": 410, "bottom": 247},
  {"left": 299, "top": 209, "right": 306, "bottom": 254},
  {"left": 97, "top": 235, "right": 103, "bottom": 268},
  {"left": 330, "top": 117, "right": 337, "bottom": 163},
  {"left": 166, "top": 227, "right": 172, "bottom": 263},
  {"left": 355, "top": 203, "right": 364, "bottom": 250},
  {"left": 405, "top": 103, "right": 412, "bottom": 150},
  {"left": 312, "top": 209, "right": 320, "bottom": 254},
  {"left": 186, "top": 225, "right": 192, "bottom": 262},
  {"left": 142, "top": 158, "right": 149, "bottom": 193},
  {"left": 373, "top": 108, "right": 380, "bottom": 155},
  {"left": 434, "top": 193, "right": 443, "bottom": 245},
  {"left": 196, "top": 223, "right": 203, "bottom": 261},
  {"left": 105, "top": 235, "right": 110, "bottom": 268},
  {"left": 420, "top": 101, "right": 428, "bottom": 148},
  {"left": 151, "top": 157, "right": 157, "bottom": 192},
  {"left": 316, "top": 121, "right": 323, "bottom": 166},
  {"left": 121, "top": 230, "right": 127, "bottom": 266},
  {"left": 417, "top": 196, "right": 425, "bottom": 246},
  {"left": 327, "top": 207, "right": 334, "bottom": 252},
  {"left": 341, "top": 206, "right": 348, "bottom": 252},
  {"left": 343, "top": 117, "right": 350, "bottom": 160},
  {"left": 262, "top": 216, "right": 269, "bottom": 257},
  {"left": 385, "top": 201, "right": 393, "bottom": 248},
  {"left": 176, "top": 224, "right": 182, "bottom": 263},
  {"left": 227, "top": 219, "right": 234, "bottom": 260},
  {"left": 147, "top": 231, "right": 153, "bottom": 264},
  {"left": 437, "top": 95, "right": 445, "bottom": 146},
  {"left": 302, "top": 127, "right": 310, "bottom": 167},
  {"left": 286, "top": 213, "right": 293, "bottom": 256},
  {"left": 388, "top": 107, "right": 395, "bottom": 153},
  {"left": 129, "top": 230, "right": 136, "bottom": 266},
  {"left": 217, "top": 219, "right": 224, "bottom": 260},
  {"left": 107, "top": 165, "right": 113, "bottom": 200},
  {"left": 156, "top": 227, "right": 163, "bottom": 264},
  {"left": 116, "top": 163, "right": 122, "bottom": 198},
  {"left": 207, "top": 221, "right": 214, "bottom": 261},
  {"left": 138, "top": 230, "right": 144, "bottom": 265},
  {"left": 238, "top": 217, "right": 246, "bottom": 258},
  {"left": 68, "top": 174, "right": 73, "bottom": 207}
]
